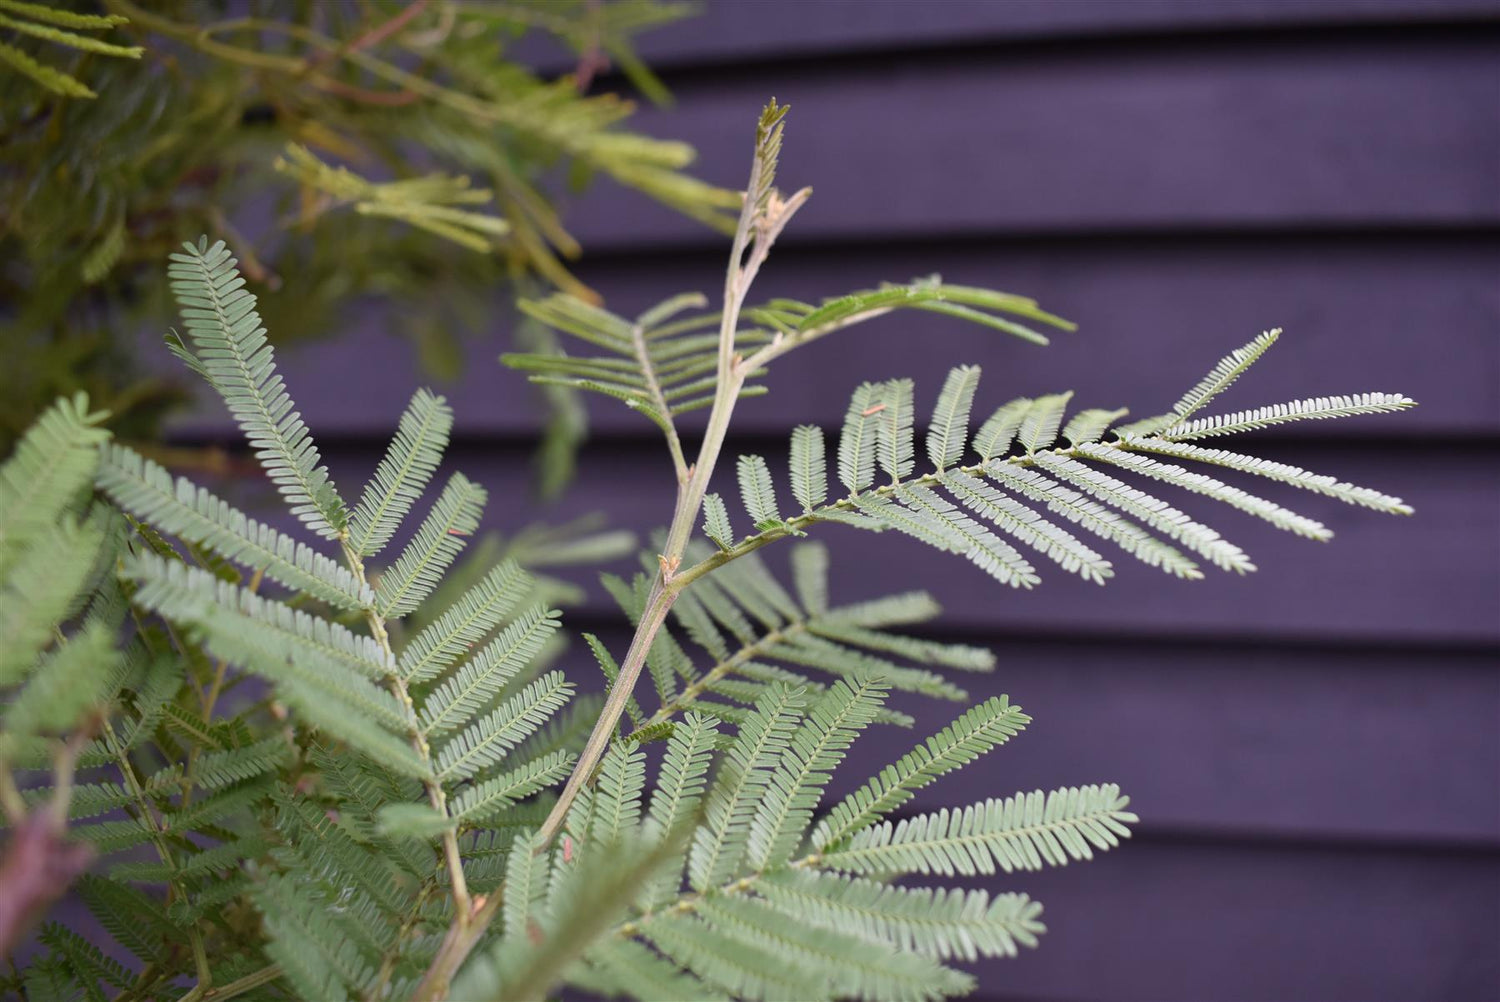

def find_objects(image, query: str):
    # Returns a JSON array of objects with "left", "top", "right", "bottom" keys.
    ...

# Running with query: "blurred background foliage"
[{"left": 0, "top": 0, "right": 734, "bottom": 491}]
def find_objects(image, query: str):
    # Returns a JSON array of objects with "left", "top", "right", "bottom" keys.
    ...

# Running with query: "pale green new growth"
[
  {"left": 0, "top": 0, "right": 141, "bottom": 99},
  {"left": 274, "top": 145, "right": 510, "bottom": 254}
]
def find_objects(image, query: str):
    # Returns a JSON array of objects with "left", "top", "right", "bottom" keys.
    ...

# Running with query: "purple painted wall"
[{"left": 159, "top": 2, "right": 1499, "bottom": 999}]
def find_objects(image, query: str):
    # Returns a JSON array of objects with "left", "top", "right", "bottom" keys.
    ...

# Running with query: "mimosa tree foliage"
[{"left": 0, "top": 101, "right": 1414, "bottom": 1002}]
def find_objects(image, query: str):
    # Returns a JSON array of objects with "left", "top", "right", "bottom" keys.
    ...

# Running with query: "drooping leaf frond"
[
  {"left": 1030, "top": 454, "right": 1255, "bottom": 573},
  {"left": 474, "top": 687, "right": 1124, "bottom": 1002},
  {"left": 942, "top": 469, "right": 1114, "bottom": 583},
  {"left": 253, "top": 871, "right": 377, "bottom": 1002},
  {"left": 0, "top": 0, "right": 141, "bottom": 99},
  {"left": 689, "top": 684, "right": 806, "bottom": 891},
  {"left": 1073, "top": 444, "right": 1333, "bottom": 540},
  {"left": 0, "top": 514, "right": 110, "bottom": 686},
  {"left": 123, "top": 553, "right": 423, "bottom": 776},
  {"left": 420, "top": 607, "right": 563, "bottom": 737},
  {"left": 166, "top": 239, "right": 348, "bottom": 539},
  {"left": 1119, "top": 437, "right": 1413, "bottom": 514},
  {"left": 746, "top": 678, "right": 888, "bottom": 870},
  {"left": 96, "top": 444, "right": 370, "bottom": 609},
  {"left": 274, "top": 144, "right": 510, "bottom": 254},
  {"left": 435, "top": 671, "right": 574, "bottom": 782},
  {"left": 450, "top": 749, "right": 576, "bottom": 826},
  {"left": 4, "top": 617, "right": 120, "bottom": 736}
]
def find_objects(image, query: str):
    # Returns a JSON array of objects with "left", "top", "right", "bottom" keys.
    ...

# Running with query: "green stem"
[
  {"left": 340, "top": 543, "right": 472, "bottom": 925},
  {"left": 200, "top": 964, "right": 282, "bottom": 1000},
  {"left": 628, "top": 621, "right": 806, "bottom": 738},
  {"left": 100, "top": 717, "right": 211, "bottom": 998}
]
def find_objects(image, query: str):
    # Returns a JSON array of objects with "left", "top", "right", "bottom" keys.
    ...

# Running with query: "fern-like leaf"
[
  {"left": 1160, "top": 392, "right": 1416, "bottom": 440},
  {"left": 1073, "top": 444, "right": 1332, "bottom": 540},
  {"left": 877, "top": 378, "right": 916, "bottom": 483},
  {"left": 166, "top": 238, "right": 348, "bottom": 538},
  {"left": 124, "top": 554, "right": 425, "bottom": 777},
  {"left": 1061, "top": 407, "right": 1129, "bottom": 447},
  {"left": 943, "top": 470, "right": 1113, "bottom": 583},
  {"left": 375, "top": 472, "right": 486, "bottom": 618},
  {"left": 253, "top": 872, "right": 375, "bottom": 1002},
  {"left": 838, "top": 382, "right": 884, "bottom": 495},
  {"left": 983, "top": 462, "right": 1201, "bottom": 578},
  {"left": 691, "top": 894, "right": 972, "bottom": 1001},
  {"left": 451, "top": 749, "right": 576, "bottom": 825},
  {"left": 1171, "top": 328, "right": 1280, "bottom": 420},
  {"left": 0, "top": 392, "right": 109, "bottom": 563},
  {"left": 435, "top": 671, "right": 573, "bottom": 782},
  {"left": 701, "top": 493, "right": 734, "bottom": 550},
  {"left": 814, "top": 696, "right": 1031, "bottom": 850},
  {"left": 689, "top": 685, "right": 805, "bottom": 890},
  {"left": 746, "top": 678, "right": 888, "bottom": 870},
  {"left": 926, "top": 365, "right": 981, "bottom": 471},
  {"left": 396, "top": 559, "right": 530, "bottom": 682},
  {"left": 821, "top": 784, "right": 1137, "bottom": 877},
  {"left": 789, "top": 424, "right": 828, "bottom": 511},
  {"left": 1031, "top": 453, "right": 1254, "bottom": 573},
  {"left": 347, "top": 388, "right": 453, "bottom": 557},
  {"left": 419, "top": 606, "right": 562, "bottom": 736},
  {"left": 1120, "top": 437, "right": 1413, "bottom": 514},
  {"left": 1018, "top": 392, "right": 1073, "bottom": 454},
  {"left": 757, "top": 869, "right": 1046, "bottom": 962},
  {"left": 736, "top": 454, "right": 782, "bottom": 530},
  {"left": 96, "top": 445, "right": 370, "bottom": 609},
  {"left": 972, "top": 397, "right": 1028, "bottom": 462}
]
